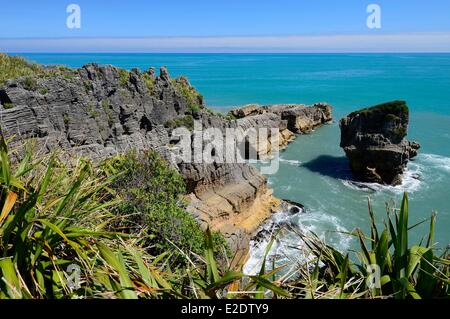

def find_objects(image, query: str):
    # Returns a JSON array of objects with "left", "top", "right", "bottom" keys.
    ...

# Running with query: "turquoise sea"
[{"left": 17, "top": 53, "right": 450, "bottom": 270}]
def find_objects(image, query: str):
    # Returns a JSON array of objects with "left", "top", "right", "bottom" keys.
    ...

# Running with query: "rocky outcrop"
[
  {"left": 0, "top": 59, "right": 332, "bottom": 261},
  {"left": 228, "top": 103, "right": 332, "bottom": 157},
  {"left": 339, "top": 101, "right": 420, "bottom": 185},
  {"left": 265, "top": 103, "right": 333, "bottom": 133}
]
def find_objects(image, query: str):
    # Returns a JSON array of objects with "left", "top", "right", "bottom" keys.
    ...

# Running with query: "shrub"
[
  {"left": 101, "top": 99, "right": 114, "bottom": 125},
  {"left": 164, "top": 115, "right": 195, "bottom": 131},
  {"left": 2, "top": 102, "right": 15, "bottom": 109},
  {"left": 63, "top": 114, "right": 70, "bottom": 125},
  {"left": 143, "top": 73, "right": 155, "bottom": 94},
  {"left": 104, "top": 150, "right": 226, "bottom": 263},
  {"left": 172, "top": 77, "right": 203, "bottom": 112},
  {"left": 118, "top": 69, "right": 129, "bottom": 87},
  {"left": 83, "top": 80, "right": 93, "bottom": 92},
  {"left": 0, "top": 53, "right": 44, "bottom": 86},
  {"left": 350, "top": 100, "right": 409, "bottom": 118},
  {"left": 22, "top": 76, "right": 38, "bottom": 91}
]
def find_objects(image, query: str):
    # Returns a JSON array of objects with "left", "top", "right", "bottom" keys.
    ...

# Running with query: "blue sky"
[{"left": 1, "top": 0, "right": 450, "bottom": 52}]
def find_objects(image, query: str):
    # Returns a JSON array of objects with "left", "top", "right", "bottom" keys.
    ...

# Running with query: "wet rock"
[{"left": 339, "top": 100, "right": 420, "bottom": 185}]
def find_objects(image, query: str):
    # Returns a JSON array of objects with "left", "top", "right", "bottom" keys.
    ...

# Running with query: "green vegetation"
[
  {"left": 63, "top": 114, "right": 70, "bottom": 125},
  {"left": 39, "top": 87, "right": 49, "bottom": 95},
  {"left": 290, "top": 194, "right": 449, "bottom": 299},
  {"left": 0, "top": 137, "right": 290, "bottom": 299},
  {"left": 87, "top": 102, "right": 98, "bottom": 119},
  {"left": 0, "top": 134, "right": 448, "bottom": 299},
  {"left": 164, "top": 115, "right": 195, "bottom": 131},
  {"left": 0, "top": 53, "right": 44, "bottom": 86},
  {"left": 101, "top": 99, "right": 114, "bottom": 125},
  {"left": 143, "top": 73, "right": 155, "bottom": 94},
  {"left": 172, "top": 77, "right": 204, "bottom": 113},
  {"left": 83, "top": 80, "right": 93, "bottom": 92},
  {"left": 0, "top": 54, "right": 81, "bottom": 90},
  {"left": 22, "top": 76, "right": 38, "bottom": 91},
  {"left": 2, "top": 103, "right": 15, "bottom": 110},
  {"left": 350, "top": 100, "right": 409, "bottom": 118},
  {"left": 118, "top": 69, "right": 129, "bottom": 87},
  {"left": 206, "top": 108, "right": 237, "bottom": 121},
  {"left": 103, "top": 150, "right": 226, "bottom": 260}
]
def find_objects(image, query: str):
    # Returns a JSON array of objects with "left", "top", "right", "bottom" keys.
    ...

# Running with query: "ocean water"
[{"left": 16, "top": 53, "right": 450, "bottom": 272}]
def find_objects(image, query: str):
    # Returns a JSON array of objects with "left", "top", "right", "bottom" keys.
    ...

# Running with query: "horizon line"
[{"left": 2, "top": 32, "right": 450, "bottom": 53}]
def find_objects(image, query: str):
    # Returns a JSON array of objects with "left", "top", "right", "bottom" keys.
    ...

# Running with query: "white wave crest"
[
  {"left": 340, "top": 161, "right": 423, "bottom": 195},
  {"left": 243, "top": 208, "right": 351, "bottom": 276},
  {"left": 420, "top": 153, "right": 450, "bottom": 173},
  {"left": 280, "top": 157, "right": 302, "bottom": 166}
]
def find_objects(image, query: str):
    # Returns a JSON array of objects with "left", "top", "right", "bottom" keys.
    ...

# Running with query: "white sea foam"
[
  {"left": 420, "top": 153, "right": 450, "bottom": 173},
  {"left": 280, "top": 157, "right": 301, "bottom": 166},
  {"left": 340, "top": 160, "right": 423, "bottom": 195},
  {"left": 243, "top": 208, "right": 351, "bottom": 277},
  {"left": 341, "top": 153, "right": 450, "bottom": 194}
]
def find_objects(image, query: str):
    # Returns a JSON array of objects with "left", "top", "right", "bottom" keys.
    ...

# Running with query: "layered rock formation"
[
  {"left": 339, "top": 101, "right": 420, "bottom": 185},
  {"left": 229, "top": 103, "right": 333, "bottom": 158},
  {"left": 0, "top": 60, "right": 332, "bottom": 261}
]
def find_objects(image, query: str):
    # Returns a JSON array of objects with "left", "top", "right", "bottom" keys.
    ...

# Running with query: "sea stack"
[{"left": 339, "top": 100, "right": 420, "bottom": 185}]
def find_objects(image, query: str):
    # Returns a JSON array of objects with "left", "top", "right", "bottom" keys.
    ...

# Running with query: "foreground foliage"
[
  {"left": 103, "top": 150, "right": 227, "bottom": 263},
  {"left": 286, "top": 194, "right": 449, "bottom": 299},
  {"left": 0, "top": 137, "right": 288, "bottom": 299},
  {"left": 0, "top": 135, "right": 448, "bottom": 299}
]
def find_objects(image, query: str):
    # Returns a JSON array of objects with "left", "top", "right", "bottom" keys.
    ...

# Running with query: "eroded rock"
[{"left": 339, "top": 100, "right": 420, "bottom": 185}]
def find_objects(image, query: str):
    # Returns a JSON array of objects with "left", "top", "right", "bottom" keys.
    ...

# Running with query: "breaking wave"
[
  {"left": 280, "top": 157, "right": 302, "bottom": 166},
  {"left": 420, "top": 153, "right": 450, "bottom": 173},
  {"left": 243, "top": 208, "right": 351, "bottom": 276},
  {"left": 340, "top": 153, "right": 450, "bottom": 195}
]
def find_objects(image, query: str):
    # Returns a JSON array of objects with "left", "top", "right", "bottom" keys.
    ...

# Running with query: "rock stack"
[{"left": 340, "top": 100, "right": 420, "bottom": 185}]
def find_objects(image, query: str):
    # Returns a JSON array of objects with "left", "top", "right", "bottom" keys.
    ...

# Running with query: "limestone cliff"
[{"left": 0, "top": 60, "right": 332, "bottom": 259}]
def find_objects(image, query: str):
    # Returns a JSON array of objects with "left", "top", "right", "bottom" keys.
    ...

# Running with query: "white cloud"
[{"left": 1, "top": 33, "right": 450, "bottom": 52}]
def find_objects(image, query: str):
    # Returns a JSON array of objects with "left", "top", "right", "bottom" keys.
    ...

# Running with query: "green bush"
[
  {"left": 118, "top": 69, "right": 129, "bottom": 87},
  {"left": 83, "top": 80, "right": 93, "bottom": 92},
  {"left": 350, "top": 100, "right": 409, "bottom": 118},
  {"left": 143, "top": 73, "right": 155, "bottom": 94},
  {"left": 2, "top": 102, "right": 15, "bottom": 109},
  {"left": 0, "top": 53, "right": 44, "bottom": 86},
  {"left": 164, "top": 115, "right": 195, "bottom": 131},
  {"left": 104, "top": 150, "right": 226, "bottom": 262},
  {"left": 172, "top": 77, "right": 203, "bottom": 113},
  {"left": 22, "top": 76, "right": 38, "bottom": 91}
]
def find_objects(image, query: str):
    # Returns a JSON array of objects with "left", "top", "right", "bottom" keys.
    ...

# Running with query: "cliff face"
[
  {"left": 229, "top": 103, "right": 333, "bottom": 158},
  {"left": 340, "top": 101, "right": 420, "bottom": 185},
  {"left": 0, "top": 61, "right": 332, "bottom": 258},
  {"left": 0, "top": 64, "right": 199, "bottom": 159}
]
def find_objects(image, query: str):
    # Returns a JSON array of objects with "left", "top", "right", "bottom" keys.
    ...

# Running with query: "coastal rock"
[
  {"left": 228, "top": 103, "right": 332, "bottom": 158},
  {"left": 0, "top": 62, "right": 277, "bottom": 257},
  {"left": 266, "top": 102, "right": 333, "bottom": 133},
  {"left": 339, "top": 100, "right": 420, "bottom": 185},
  {"left": 230, "top": 104, "right": 265, "bottom": 118},
  {"left": 0, "top": 58, "right": 333, "bottom": 260}
]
